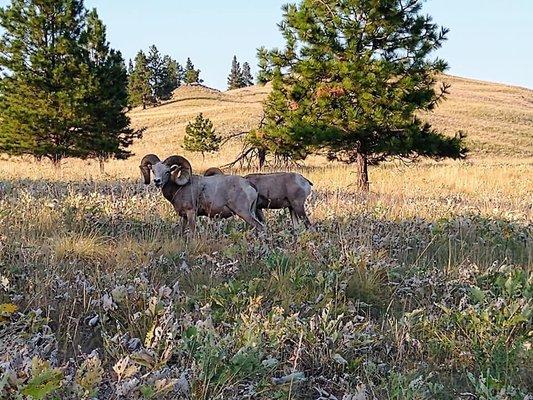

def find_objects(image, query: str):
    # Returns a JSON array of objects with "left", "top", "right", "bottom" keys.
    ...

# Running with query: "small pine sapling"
[{"left": 182, "top": 113, "right": 221, "bottom": 158}]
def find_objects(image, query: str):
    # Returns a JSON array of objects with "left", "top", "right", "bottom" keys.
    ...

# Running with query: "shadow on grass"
[{"left": 1, "top": 178, "right": 531, "bottom": 398}]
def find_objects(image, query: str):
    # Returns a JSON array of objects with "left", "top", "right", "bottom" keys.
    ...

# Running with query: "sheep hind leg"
[
  {"left": 226, "top": 202, "right": 264, "bottom": 232},
  {"left": 248, "top": 195, "right": 265, "bottom": 231},
  {"left": 256, "top": 208, "right": 266, "bottom": 223},
  {"left": 288, "top": 207, "right": 299, "bottom": 229},
  {"left": 241, "top": 213, "right": 265, "bottom": 232},
  {"left": 291, "top": 203, "right": 312, "bottom": 229}
]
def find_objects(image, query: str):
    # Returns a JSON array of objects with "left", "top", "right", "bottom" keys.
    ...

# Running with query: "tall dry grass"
[{"left": 0, "top": 154, "right": 531, "bottom": 398}]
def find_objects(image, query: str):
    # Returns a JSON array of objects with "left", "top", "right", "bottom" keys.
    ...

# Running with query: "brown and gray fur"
[
  {"left": 141, "top": 155, "right": 264, "bottom": 233},
  {"left": 204, "top": 168, "right": 313, "bottom": 228}
]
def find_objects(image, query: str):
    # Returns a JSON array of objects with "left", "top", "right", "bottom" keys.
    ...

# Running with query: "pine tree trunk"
[
  {"left": 99, "top": 158, "right": 105, "bottom": 174},
  {"left": 355, "top": 153, "right": 369, "bottom": 191},
  {"left": 51, "top": 154, "right": 62, "bottom": 169},
  {"left": 258, "top": 148, "right": 266, "bottom": 170}
]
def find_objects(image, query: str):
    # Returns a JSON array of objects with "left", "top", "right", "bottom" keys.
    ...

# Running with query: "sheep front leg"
[
  {"left": 180, "top": 215, "right": 188, "bottom": 235},
  {"left": 185, "top": 210, "right": 197, "bottom": 235}
]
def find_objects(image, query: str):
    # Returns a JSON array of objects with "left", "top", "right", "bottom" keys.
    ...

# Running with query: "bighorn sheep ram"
[
  {"left": 140, "top": 155, "right": 264, "bottom": 233},
  {"left": 204, "top": 168, "right": 313, "bottom": 228}
]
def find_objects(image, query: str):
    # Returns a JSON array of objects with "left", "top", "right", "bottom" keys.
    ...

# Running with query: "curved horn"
[
  {"left": 163, "top": 155, "right": 192, "bottom": 186},
  {"left": 204, "top": 167, "right": 224, "bottom": 177},
  {"left": 140, "top": 154, "right": 160, "bottom": 185}
]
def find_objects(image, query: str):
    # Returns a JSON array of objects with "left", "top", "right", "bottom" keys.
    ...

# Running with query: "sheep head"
[
  {"left": 140, "top": 154, "right": 192, "bottom": 188},
  {"left": 140, "top": 154, "right": 161, "bottom": 185},
  {"left": 162, "top": 155, "right": 192, "bottom": 186},
  {"left": 204, "top": 167, "right": 224, "bottom": 177}
]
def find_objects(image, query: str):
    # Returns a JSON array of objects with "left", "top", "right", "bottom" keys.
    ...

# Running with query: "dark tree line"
[
  {"left": 227, "top": 55, "right": 254, "bottom": 90},
  {"left": 0, "top": 0, "right": 143, "bottom": 165},
  {"left": 128, "top": 48, "right": 203, "bottom": 109}
]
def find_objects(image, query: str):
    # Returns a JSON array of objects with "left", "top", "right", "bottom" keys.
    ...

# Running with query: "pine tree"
[
  {"left": 256, "top": 47, "right": 271, "bottom": 85},
  {"left": 227, "top": 55, "right": 243, "bottom": 90},
  {"left": 241, "top": 62, "right": 254, "bottom": 87},
  {"left": 171, "top": 59, "right": 185, "bottom": 87},
  {"left": 128, "top": 51, "right": 152, "bottom": 108},
  {"left": 146, "top": 45, "right": 165, "bottom": 101},
  {"left": 0, "top": 1, "right": 141, "bottom": 165},
  {"left": 159, "top": 55, "right": 181, "bottom": 100},
  {"left": 127, "top": 59, "right": 134, "bottom": 76},
  {"left": 184, "top": 58, "right": 202, "bottom": 84},
  {"left": 165, "top": 56, "right": 183, "bottom": 87},
  {"left": 183, "top": 113, "right": 221, "bottom": 158},
  {"left": 0, "top": 0, "right": 89, "bottom": 163},
  {"left": 256, "top": 0, "right": 467, "bottom": 189},
  {"left": 81, "top": 9, "right": 143, "bottom": 170},
  {"left": 129, "top": 48, "right": 182, "bottom": 106}
]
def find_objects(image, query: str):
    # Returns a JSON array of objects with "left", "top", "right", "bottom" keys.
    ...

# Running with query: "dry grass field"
[{"left": 0, "top": 76, "right": 532, "bottom": 399}]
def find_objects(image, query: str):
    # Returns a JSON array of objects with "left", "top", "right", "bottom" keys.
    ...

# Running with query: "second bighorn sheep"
[
  {"left": 204, "top": 168, "right": 313, "bottom": 227},
  {"left": 140, "top": 155, "right": 264, "bottom": 233}
]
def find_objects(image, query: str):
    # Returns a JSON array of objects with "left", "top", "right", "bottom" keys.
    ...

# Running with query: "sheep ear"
[{"left": 170, "top": 164, "right": 179, "bottom": 172}]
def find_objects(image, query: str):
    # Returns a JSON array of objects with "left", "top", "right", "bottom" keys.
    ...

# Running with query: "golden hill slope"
[
  {"left": 128, "top": 83, "right": 266, "bottom": 167},
  {"left": 129, "top": 76, "right": 533, "bottom": 164},
  {"left": 421, "top": 76, "right": 532, "bottom": 157}
]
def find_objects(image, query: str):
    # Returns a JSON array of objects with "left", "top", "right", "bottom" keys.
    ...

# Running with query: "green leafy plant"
[{"left": 21, "top": 358, "right": 63, "bottom": 400}]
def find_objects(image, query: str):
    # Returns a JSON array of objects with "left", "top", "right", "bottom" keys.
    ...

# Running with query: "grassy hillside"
[
  {"left": 0, "top": 76, "right": 531, "bottom": 398},
  {"left": 422, "top": 76, "right": 533, "bottom": 156},
  {"left": 128, "top": 75, "right": 533, "bottom": 165},
  {"left": 128, "top": 83, "right": 266, "bottom": 169}
]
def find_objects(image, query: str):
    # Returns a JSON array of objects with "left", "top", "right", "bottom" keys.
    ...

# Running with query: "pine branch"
[{"left": 219, "top": 131, "right": 248, "bottom": 147}]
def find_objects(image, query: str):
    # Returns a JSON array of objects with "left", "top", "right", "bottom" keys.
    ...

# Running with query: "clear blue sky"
[{"left": 2, "top": 0, "right": 532, "bottom": 89}]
